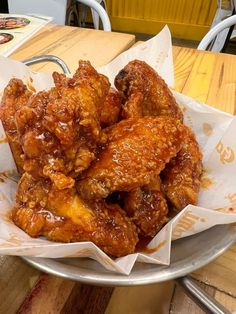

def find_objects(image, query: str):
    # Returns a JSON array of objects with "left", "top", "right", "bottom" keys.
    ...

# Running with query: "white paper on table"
[
  {"left": 98, "top": 26, "right": 175, "bottom": 87},
  {"left": 0, "top": 26, "right": 236, "bottom": 275}
]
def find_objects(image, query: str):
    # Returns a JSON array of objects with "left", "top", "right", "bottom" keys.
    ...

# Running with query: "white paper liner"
[{"left": 0, "top": 26, "right": 236, "bottom": 275}]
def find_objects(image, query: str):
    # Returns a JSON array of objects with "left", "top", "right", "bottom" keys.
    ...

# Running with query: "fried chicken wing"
[
  {"left": 53, "top": 60, "right": 110, "bottom": 105},
  {"left": 13, "top": 173, "right": 138, "bottom": 257},
  {"left": 15, "top": 61, "right": 110, "bottom": 188},
  {"left": 115, "top": 61, "right": 202, "bottom": 214},
  {"left": 53, "top": 61, "right": 121, "bottom": 128},
  {"left": 114, "top": 60, "right": 183, "bottom": 121},
  {"left": 0, "top": 78, "right": 32, "bottom": 173},
  {"left": 162, "top": 127, "right": 203, "bottom": 210},
  {"left": 77, "top": 117, "right": 187, "bottom": 199},
  {"left": 123, "top": 176, "right": 169, "bottom": 237}
]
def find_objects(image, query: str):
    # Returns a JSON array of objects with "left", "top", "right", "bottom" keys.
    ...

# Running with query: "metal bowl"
[{"left": 23, "top": 224, "right": 236, "bottom": 286}]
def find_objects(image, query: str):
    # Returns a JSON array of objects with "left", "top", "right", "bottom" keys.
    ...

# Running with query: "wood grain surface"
[
  {"left": 17, "top": 274, "right": 75, "bottom": 314},
  {"left": 173, "top": 46, "right": 236, "bottom": 114},
  {"left": 10, "top": 24, "right": 135, "bottom": 73},
  {"left": 0, "top": 256, "right": 39, "bottom": 314},
  {"left": 0, "top": 27, "right": 236, "bottom": 314}
]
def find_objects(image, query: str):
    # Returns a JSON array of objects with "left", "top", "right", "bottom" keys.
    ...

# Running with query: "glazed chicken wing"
[
  {"left": 123, "top": 176, "right": 168, "bottom": 237},
  {"left": 115, "top": 61, "right": 202, "bottom": 213},
  {"left": 53, "top": 63, "right": 121, "bottom": 128},
  {"left": 161, "top": 127, "right": 203, "bottom": 210},
  {"left": 0, "top": 78, "right": 32, "bottom": 173},
  {"left": 77, "top": 117, "right": 187, "bottom": 199},
  {"left": 115, "top": 60, "right": 183, "bottom": 121},
  {"left": 52, "top": 60, "right": 110, "bottom": 106},
  {"left": 15, "top": 61, "right": 110, "bottom": 188},
  {"left": 13, "top": 173, "right": 138, "bottom": 257}
]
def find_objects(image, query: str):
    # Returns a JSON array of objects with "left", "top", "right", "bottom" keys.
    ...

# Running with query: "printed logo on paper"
[
  {"left": 172, "top": 210, "right": 205, "bottom": 240},
  {"left": 216, "top": 141, "right": 235, "bottom": 164}
]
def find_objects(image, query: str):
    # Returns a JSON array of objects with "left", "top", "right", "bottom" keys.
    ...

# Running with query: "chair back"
[
  {"left": 198, "top": 15, "right": 236, "bottom": 51},
  {"left": 76, "top": 0, "right": 111, "bottom": 31}
]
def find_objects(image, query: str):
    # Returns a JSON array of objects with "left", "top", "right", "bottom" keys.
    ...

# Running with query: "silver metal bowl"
[{"left": 23, "top": 224, "right": 236, "bottom": 286}]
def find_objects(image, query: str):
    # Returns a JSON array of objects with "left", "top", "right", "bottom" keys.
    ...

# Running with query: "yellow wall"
[{"left": 106, "top": 0, "right": 217, "bottom": 40}]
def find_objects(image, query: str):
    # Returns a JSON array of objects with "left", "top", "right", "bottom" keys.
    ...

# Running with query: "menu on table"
[{"left": 0, "top": 14, "right": 52, "bottom": 57}]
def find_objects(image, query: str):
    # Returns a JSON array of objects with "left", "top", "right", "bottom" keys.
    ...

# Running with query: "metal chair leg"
[{"left": 176, "top": 276, "right": 231, "bottom": 314}]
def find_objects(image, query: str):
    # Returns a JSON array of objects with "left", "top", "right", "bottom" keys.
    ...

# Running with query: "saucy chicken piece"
[
  {"left": 12, "top": 173, "right": 138, "bottom": 257},
  {"left": 0, "top": 78, "right": 32, "bottom": 173},
  {"left": 115, "top": 60, "right": 183, "bottom": 121},
  {"left": 123, "top": 176, "right": 168, "bottom": 237},
  {"left": 100, "top": 87, "right": 122, "bottom": 128},
  {"left": 53, "top": 60, "right": 110, "bottom": 106},
  {"left": 162, "top": 127, "right": 203, "bottom": 210},
  {"left": 77, "top": 117, "right": 187, "bottom": 199},
  {"left": 115, "top": 61, "right": 202, "bottom": 214},
  {"left": 53, "top": 62, "right": 122, "bottom": 128},
  {"left": 15, "top": 61, "right": 110, "bottom": 188}
]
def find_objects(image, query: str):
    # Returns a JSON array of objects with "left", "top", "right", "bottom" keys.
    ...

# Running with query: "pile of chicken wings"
[{"left": 0, "top": 60, "right": 202, "bottom": 257}]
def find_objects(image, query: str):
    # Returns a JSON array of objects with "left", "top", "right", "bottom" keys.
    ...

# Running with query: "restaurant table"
[
  {"left": 11, "top": 24, "right": 135, "bottom": 72},
  {"left": 1, "top": 25, "right": 236, "bottom": 314}
]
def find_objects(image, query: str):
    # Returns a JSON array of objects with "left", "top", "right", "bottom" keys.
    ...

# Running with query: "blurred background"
[{"left": 1, "top": 0, "right": 236, "bottom": 52}]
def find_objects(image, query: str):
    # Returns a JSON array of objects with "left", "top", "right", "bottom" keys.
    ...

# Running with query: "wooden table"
[
  {"left": 171, "top": 47, "right": 236, "bottom": 314},
  {"left": 1, "top": 25, "right": 236, "bottom": 314},
  {"left": 11, "top": 24, "right": 135, "bottom": 72}
]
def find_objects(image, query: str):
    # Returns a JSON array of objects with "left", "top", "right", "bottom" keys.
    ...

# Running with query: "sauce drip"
[{"left": 136, "top": 238, "right": 166, "bottom": 254}]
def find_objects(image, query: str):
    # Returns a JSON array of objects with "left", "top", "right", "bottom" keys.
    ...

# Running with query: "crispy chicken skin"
[
  {"left": 13, "top": 173, "right": 138, "bottom": 257},
  {"left": 123, "top": 176, "right": 169, "bottom": 237},
  {"left": 100, "top": 87, "right": 122, "bottom": 128},
  {"left": 15, "top": 61, "right": 110, "bottom": 188},
  {"left": 162, "top": 127, "right": 203, "bottom": 210},
  {"left": 52, "top": 60, "right": 110, "bottom": 106},
  {"left": 77, "top": 117, "right": 187, "bottom": 199},
  {"left": 0, "top": 78, "right": 32, "bottom": 173},
  {"left": 115, "top": 60, "right": 183, "bottom": 121},
  {"left": 115, "top": 60, "right": 202, "bottom": 212},
  {"left": 53, "top": 62, "right": 121, "bottom": 128}
]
